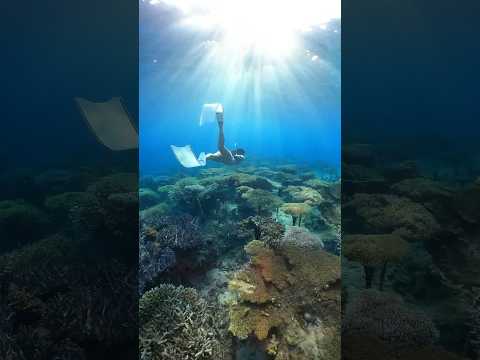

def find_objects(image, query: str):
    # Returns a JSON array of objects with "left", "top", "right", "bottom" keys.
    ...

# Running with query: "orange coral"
[
  {"left": 245, "top": 240, "right": 289, "bottom": 289},
  {"left": 227, "top": 238, "right": 341, "bottom": 357}
]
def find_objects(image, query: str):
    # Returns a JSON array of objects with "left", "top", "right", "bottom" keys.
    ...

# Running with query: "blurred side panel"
[
  {"left": 0, "top": 1, "right": 138, "bottom": 358},
  {"left": 342, "top": 0, "right": 480, "bottom": 359}
]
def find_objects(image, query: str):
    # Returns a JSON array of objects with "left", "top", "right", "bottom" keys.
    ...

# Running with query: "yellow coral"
[
  {"left": 280, "top": 203, "right": 312, "bottom": 226},
  {"left": 228, "top": 238, "right": 341, "bottom": 359},
  {"left": 343, "top": 234, "right": 409, "bottom": 266},
  {"left": 229, "top": 268, "right": 272, "bottom": 304},
  {"left": 228, "top": 303, "right": 282, "bottom": 340}
]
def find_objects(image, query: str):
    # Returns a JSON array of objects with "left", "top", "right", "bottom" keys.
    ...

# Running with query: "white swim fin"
[
  {"left": 75, "top": 97, "right": 138, "bottom": 150},
  {"left": 199, "top": 103, "right": 223, "bottom": 126},
  {"left": 171, "top": 145, "right": 207, "bottom": 168}
]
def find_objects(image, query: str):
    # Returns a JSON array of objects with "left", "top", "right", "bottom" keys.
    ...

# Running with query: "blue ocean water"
[{"left": 140, "top": 3, "right": 341, "bottom": 176}]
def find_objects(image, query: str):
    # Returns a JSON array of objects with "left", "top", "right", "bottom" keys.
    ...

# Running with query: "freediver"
[{"left": 205, "top": 110, "right": 246, "bottom": 165}]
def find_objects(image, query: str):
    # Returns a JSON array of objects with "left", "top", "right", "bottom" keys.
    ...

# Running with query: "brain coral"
[{"left": 140, "top": 284, "right": 230, "bottom": 360}]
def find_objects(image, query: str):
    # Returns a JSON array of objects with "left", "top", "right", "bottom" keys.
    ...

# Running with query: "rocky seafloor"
[{"left": 139, "top": 163, "right": 341, "bottom": 360}]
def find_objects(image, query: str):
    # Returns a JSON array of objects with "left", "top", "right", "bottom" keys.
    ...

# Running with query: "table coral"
[
  {"left": 280, "top": 203, "right": 312, "bottom": 226},
  {"left": 343, "top": 234, "right": 409, "bottom": 289}
]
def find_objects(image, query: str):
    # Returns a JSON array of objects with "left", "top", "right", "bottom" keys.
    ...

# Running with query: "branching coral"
[
  {"left": 343, "top": 234, "right": 409, "bottom": 289},
  {"left": 138, "top": 214, "right": 204, "bottom": 292},
  {"left": 239, "top": 216, "right": 285, "bottom": 247},
  {"left": 140, "top": 284, "right": 230, "bottom": 360}
]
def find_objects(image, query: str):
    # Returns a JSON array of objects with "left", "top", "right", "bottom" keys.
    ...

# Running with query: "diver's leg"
[{"left": 217, "top": 113, "right": 227, "bottom": 155}]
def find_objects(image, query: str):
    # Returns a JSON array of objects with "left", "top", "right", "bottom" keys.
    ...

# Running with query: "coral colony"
[{"left": 138, "top": 164, "right": 341, "bottom": 359}]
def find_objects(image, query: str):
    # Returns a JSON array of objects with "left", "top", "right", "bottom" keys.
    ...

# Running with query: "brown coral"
[
  {"left": 343, "top": 193, "right": 440, "bottom": 242},
  {"left": 227, "top": 239, "right": 340, "bottom": 358}
]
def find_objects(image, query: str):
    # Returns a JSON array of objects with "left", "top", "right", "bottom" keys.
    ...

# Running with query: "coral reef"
[
  {"left": 139, "top": 284, "right": 230, "bottom": 360},
  {"left": 343, "top": 290, "right": 439, "bottom": 349},
  {"left": 138, "top": 213, "right": 204, "bottom": 292},
  {"left": 241, "top": 188, "right": 283, "bottom": 216},
  {"left": 137, "top": 163, "right": 341, "bottom": 358},
  {"left": 0, "top": 200, "right": 51, "bottom": 252},
  {"left": 280, "top": 202, "right": 312, "bottom": 226},
  {"left": 342, "top": 143, "right": 480, "bottom": 359},
  {"left": 283, "top": 185, "right": 324, "bottom": 205},
  {"left": 239, "top": 216, "right": 285, "bottom": 246},
  {"left": 343, "top": 193, "right": 440, "bottom": 241},
  {"left": 344, "top": 234, "right": 409, "bottom": 289},
  {"left": 227, "top": 236, "right": 340, "bottom": 359}
]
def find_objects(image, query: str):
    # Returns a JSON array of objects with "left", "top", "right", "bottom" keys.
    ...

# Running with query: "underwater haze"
[{"left": 140, "top": 1, "right": 341, "bottom": 175}]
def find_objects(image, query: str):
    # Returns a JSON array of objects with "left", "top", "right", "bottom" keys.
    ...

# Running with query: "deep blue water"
[{"left": 139, "top": 3, "right": 341, "bottom": 175}]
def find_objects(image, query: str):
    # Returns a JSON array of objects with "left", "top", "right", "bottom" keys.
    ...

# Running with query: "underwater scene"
[
  {"left": 0, "top": 1, "right": 139, "bottom": 357},
  {"left": 341, "top": 0, "right": 480, "bottom": 357},
  {"left": 139, "top": 1, "right": 341, "bottom": 359}
]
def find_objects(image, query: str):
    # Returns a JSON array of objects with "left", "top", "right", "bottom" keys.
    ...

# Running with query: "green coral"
[
  {"left": 139, "top": 188, "right": 161, "bottom": 210},
  {"left": 241, "top": 188, "right": 283, "bottom": 215}
]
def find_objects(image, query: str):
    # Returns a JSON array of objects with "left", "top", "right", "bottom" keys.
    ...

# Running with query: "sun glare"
[{"left": 151, "top": 0, "right": 340, "bottom": 58}]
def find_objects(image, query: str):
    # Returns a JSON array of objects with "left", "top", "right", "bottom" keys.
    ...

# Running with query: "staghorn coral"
[
  {"left": 343, "top": 234, "right": 409, "bottom": 289},
  {"left": 280, "top": 203, "right": 312, "bottom": 226},
  {"left": 343, "top": 290, "right": 439, "bottom": 350},
  {"left": 227, "top": 238, "right": 340, "bottom": 359},
  {"left": 138, "top": 214, "right": 204, "bottom": 292},
  {"left": 140, "top": 284, "right": 230, "bottom": 360},
  {"left": 0, "top": 237, "right": 136, "bottom": 359},
  {"left": 239, "top": 216, "right": 285, "bottom": 247}
]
